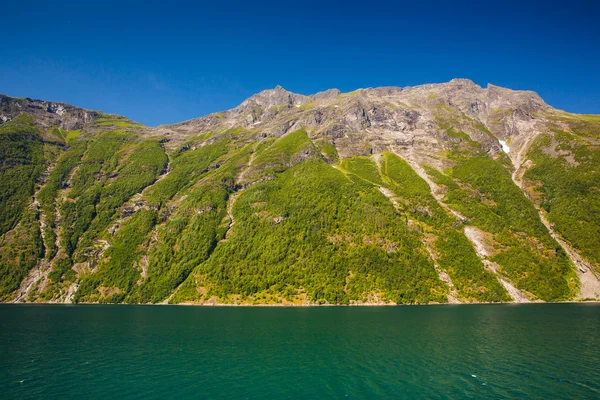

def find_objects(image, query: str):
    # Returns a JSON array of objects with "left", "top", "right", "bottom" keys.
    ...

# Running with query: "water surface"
[{"left": 1, "top": 304, "right": 598, "bottom": 399}]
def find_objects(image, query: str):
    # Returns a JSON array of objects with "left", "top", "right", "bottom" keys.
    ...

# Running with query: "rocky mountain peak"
[
  {"left": 237, "top": 85, "right": 309, "bottom": 111},
  {"left": 0, "top": 94, "right": 132, "bottom": 133},
  {"left": 485, "top": 84, "right": 547, "bottom": 112},
  {"left": 0, "top": 95, "right": 95, "bottom": 130},
  {"left": 155, "top": 79, "right": 558, "bottom": 167},
  {"left": 2, "top": 79, "right": 599, "bottom": 306},
  {"left": 310, "top": 88, "right": 341, "bottom": 102},
  {"left": 448, "top": 78, "right": 479, "bottom": 87}
]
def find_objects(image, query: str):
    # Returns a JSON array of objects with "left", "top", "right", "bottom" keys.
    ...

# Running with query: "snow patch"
[{"left": 499, "top": 140, "right": 510, "bottom": 153}]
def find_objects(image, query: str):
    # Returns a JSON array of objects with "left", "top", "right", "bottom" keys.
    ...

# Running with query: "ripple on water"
[{"left": 0, "top": 304, "right": 599, "bottom": 399}]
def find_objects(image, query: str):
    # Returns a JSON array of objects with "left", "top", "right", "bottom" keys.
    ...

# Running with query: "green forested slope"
[
  {"left": 0, "top": 115, "right": 45, "bottom": 235},
  {"left": 378, "top": 152, "right": 511, "bottom": 303},
  {"left": 524, "top": 115, "right": 600, "bottom": 268},
  {"left": 175, "top": 153, "right": 447, "bottom": 305},
  {"left": 0, "top": 115, "right": 45, "bottom": 296},
  {"left": 0, "top": 84, "right": 598, "bottom": 304}
]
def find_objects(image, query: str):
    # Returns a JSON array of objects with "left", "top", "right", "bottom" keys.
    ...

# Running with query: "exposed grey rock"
[
  {"left": 0, "top": 94, "right": 100, "bottom": 131},
  {"left": 311, "top": 88, "right": 341, "bottom": 101},
  {"left": 1, "top": 79, "right": 556, "bottom": 172}
]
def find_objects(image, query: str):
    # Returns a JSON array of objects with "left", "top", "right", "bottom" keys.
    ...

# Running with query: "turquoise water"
[{"left": 0, "top": 304, "right": 598, "bottom": 399}]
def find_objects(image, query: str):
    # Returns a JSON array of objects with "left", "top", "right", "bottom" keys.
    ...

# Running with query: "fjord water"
[{"left": 1, "top": 305, "right": 598, "bottom": 399}]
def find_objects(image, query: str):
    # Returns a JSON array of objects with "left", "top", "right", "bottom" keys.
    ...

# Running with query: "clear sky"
[{"left": 2, "top": 0, "right": 599, "bottom": 126}]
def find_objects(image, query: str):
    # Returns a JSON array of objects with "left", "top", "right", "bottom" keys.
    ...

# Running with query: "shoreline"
[{"left": 2, "top": 300, "right": 600, "bottom": 307}]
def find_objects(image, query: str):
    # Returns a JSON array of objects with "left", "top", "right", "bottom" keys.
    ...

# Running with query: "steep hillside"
[{"left": 1, "top": 80, "right": 599, "bottom": 305}]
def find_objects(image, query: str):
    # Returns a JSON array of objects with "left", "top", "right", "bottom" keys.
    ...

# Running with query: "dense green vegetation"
[
  {"left": 0, "top": 210, "right": 43, "bottom": 299},
  {"left": 145, "top": 139, "right": 229, "bottom": 206},
  {"left": 0, "top": 117, "right": 168, "bottom": 300},
  {"left": 174, "top": 156, "right": 447, "bottom": 305},
  {"left": 321, "top": 151, "right": 509, "bottom": 303},
  {"left": 132, "top": 180, "right": 230, "bottom": 303},
  {"left": 72, "top": 133, "right": 248, "bottom": 303},
  {"left": 0, "top": 96, "right": 593, "bottom": 305},
  {"left": 0, "top": 115, "right": 45, "bottom": 235},
  {"left": 92, "top": 115, "right": 145, "bottom": 129},
  {"left": 379, "top": 152, "right": 511, "bottom": 302},
  {"left": 339, "top": 156, "right": 384, "bottom": 185},
  {"left": 37, "top": 141, "right": 87, "bottom": 260},
  {"left": 75, "top": 139, "right": 166, "bottom": 252},
  {"left": 52, "top": 134, "right": 167, "bottom": 264},
  {"left": 251, "top": 129, "right": 314, "bottom": 175},
  {"left": 75, "top": 209, "right": 157, "bottom": 303},
  {"left": 130, "top": 142, "right": 244, "bottom": 303},
  {"left": 0, "top": 115, "right": 47, "bottom": 298},
  {"left": 320, "top": 142, "right": 338, "bottom": 163},
  {"left": 525, "top": 125, "right": 600, "bottom": 267},
  {"left": 429, "top": 135, "right": 575, "bottom": 301}
]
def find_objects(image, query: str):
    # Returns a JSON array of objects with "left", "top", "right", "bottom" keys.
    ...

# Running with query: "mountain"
[{"left": 1, "top": 79, "right": 599, "bottom": 305}]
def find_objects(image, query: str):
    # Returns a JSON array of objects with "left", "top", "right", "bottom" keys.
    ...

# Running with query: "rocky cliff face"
[
  {"left": 0, "top": 95, "right": 103, "bottom": 132},
  {"left": 1, "top": 79, "right": 599, "bottom": 305},
  {"left": 155, "top": 79, "right": 549, "bottom": 166}
]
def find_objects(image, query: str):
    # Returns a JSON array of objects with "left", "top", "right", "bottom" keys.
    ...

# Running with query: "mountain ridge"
[{"left": 1, "top": 79, "right": 599, "bottom": 305}]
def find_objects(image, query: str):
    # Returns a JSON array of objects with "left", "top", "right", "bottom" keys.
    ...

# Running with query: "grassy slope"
[
  {"left": 427, "top": 132, "right": 575, "bottom": 301},
  {"left": 1, "top": 107, "right": 593, "bottom": 304},
  {"left": 171, "top": 130, "right": 448, "bottom": 305},
  {"left": 0, "top": 115, "right": 45, "bottom": 298},
  {"left": 174, "top": 156, "right": 447, "bottom": 305},
  {"left": 0, "top": 115, "right": 45, "bottom": 235},
  {"left": 379, "top": 152, "right": 511, "bottom": 302},
  {"left": 54, "top": 134, "right": 168, "bottom": 301},
  {"left": 1, "top": 116, "right": 170, "bottom": 301},
  {"left": 524, "top": 115, "right": 600, "bottom": 269}
]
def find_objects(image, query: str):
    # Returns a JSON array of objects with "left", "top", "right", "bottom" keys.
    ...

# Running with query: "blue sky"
[{"left": 2, "top": 0, "right": 599, "bottom": 126}]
